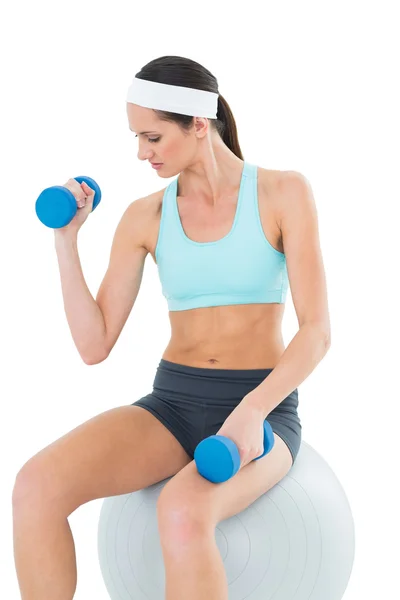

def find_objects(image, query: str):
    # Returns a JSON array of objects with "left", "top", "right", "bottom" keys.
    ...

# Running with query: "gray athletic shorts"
[{"left": 133, "top": 358, "right": 302, "bottom": 466}]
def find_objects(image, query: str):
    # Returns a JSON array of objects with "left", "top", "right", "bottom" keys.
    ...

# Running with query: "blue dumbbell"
[
  {"left": 194, "top": 420, "right": 275, "bottom": 483},
  {"left": 35, "top": 176, "right": 102, "bottom": 228}
]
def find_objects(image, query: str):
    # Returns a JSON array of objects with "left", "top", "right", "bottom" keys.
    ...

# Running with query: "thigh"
[{"left": 13, "top": 405, "right": 192, "bottom": 516}]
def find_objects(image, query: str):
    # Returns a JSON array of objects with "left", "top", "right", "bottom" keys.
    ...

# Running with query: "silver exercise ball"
[{"left": 98, "top": 441, "right": 355, "bottom": 599}]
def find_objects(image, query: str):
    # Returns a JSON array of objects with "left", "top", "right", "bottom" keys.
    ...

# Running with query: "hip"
[
  {"left": 134, "top": 358, "right": 302, "bottom": 462},
  {"left": 152, "top": 358, "right": 299, "bottom": 417}
]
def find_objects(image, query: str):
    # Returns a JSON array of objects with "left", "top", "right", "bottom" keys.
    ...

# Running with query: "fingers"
[
  {"left": 239, "top": 445, "right": 264, "bottom": 469},
  {"left": 78, "top": 181, "right": 92, "bottom": 208},
  {"left": 64, "top": 178, "right": 92, "bottom": 209}
]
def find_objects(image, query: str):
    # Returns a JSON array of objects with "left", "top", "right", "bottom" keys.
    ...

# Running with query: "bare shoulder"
[
  {"left": 122, "top": 187, "right": 166, "bottom": 250},
  {"left": 140, "top": 186, "right": 166, "bottom": 218},
  {"left": 277, "top": 169, "right": 312, "bottom": 194},
  {"left": 258, "top": 166, "right": 284, "bottom": 195},
  {"left": 257, "top": 165, "right": 286, "bottom": 225},
  {"left": 275, "top": 169, "right": 314, "bottom": 224},
  {"left": 258, "top": 167, "right": 311, "bottom": 226}
]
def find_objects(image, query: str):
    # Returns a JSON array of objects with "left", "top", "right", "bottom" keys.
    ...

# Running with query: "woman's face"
[{"left": 127, "top": 103, "right": 198, "bottom": 177}]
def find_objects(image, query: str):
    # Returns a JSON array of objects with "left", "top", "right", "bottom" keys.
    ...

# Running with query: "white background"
[{"left": 1, "top": 0, "right": 399, "bottom": 598}]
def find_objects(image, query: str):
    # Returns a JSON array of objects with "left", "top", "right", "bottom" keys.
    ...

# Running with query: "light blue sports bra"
[{"left": 155, "top": 161, "right": 289, "bottom": 311}]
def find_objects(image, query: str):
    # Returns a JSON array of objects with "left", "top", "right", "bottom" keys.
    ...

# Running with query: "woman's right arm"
[
  {"left": 54, "top": 198, "right": 149, "bottom": 365},
  {"left": 54, "top": 231, "right": 108, "bottom": 364}
]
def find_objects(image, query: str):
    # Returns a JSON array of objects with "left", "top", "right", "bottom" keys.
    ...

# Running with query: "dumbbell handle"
[
  {"left": 194, "top": 420, "right": 275, "bottom": 483},
  {"left": 35, "top": 176, "right": 102, "bottom": 229}
]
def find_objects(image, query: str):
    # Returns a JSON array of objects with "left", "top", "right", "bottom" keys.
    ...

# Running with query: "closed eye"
[{"left": 134, "top": 135, "right": 160, "bottom": 143}]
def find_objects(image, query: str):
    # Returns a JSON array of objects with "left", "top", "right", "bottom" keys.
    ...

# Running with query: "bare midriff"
[{"left": 144, "top": 166, "right": 287, "bottom": 370}]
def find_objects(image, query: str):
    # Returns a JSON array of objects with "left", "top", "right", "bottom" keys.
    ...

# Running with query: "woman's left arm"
[{"left": 245, "top": 171, "right": 332, "bottom": 419}]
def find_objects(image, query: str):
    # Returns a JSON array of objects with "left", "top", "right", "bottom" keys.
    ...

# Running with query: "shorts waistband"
[
  {"left": 158, "top": 358, "right": 274, "bottom": 380},
  {"left": 152, "top": 359, "right": 298, "bottom": 408}
]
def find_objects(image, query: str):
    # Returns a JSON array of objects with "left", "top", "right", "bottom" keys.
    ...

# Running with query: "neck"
[{"left": 178, "top": 137, "right": 244, "bottom": 207}]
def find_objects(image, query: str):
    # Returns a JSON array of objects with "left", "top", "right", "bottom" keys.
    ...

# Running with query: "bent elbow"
[
  {"left": 82, "top": 352, "right": 109, "bottom": 366},
  {"left": 323, "top": 331, "right": 331, "bottom": 351}
]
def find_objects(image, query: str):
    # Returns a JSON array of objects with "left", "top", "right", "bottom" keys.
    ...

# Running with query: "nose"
[
  {"left": 137, "top": 142, "right": 154, "bottom": 162},
  {"left": 137, "top": 150, "right": 153, "bottom": 162}
]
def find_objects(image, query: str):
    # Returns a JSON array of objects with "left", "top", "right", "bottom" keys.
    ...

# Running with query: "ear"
[{"left": 194, "top": 117, "right": 209, "bottom": 138}]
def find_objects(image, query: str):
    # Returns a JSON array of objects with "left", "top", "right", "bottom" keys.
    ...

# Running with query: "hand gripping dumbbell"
[
  {"left": 194, "top": 420, "right": 275, "bottom": 483},
  {"left": 35, "top": 176, "right": 102, "bottom": 228}
]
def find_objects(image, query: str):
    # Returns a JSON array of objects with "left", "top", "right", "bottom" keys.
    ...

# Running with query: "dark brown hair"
[{"left": 135, "top": 56, "right": 244, "bottom": 160}]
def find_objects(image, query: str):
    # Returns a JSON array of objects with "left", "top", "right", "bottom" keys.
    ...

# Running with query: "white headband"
[{"left": 126, "top": 76, "right": 219, "bottom": 119}]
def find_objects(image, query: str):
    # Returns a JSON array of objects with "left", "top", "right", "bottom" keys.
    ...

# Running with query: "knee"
[{"left": 156, "top": 487, "right": 213, "bottom": 549}]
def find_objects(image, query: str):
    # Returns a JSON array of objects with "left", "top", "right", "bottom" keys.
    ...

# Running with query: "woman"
[{"left": 12, "top": 55, "right": 331, "bottom": 600}]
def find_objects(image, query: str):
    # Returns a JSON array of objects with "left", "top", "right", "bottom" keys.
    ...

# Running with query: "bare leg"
[
  {"left": 161, "top": 527, "right": 228, "bottom": 600},
  {"left": 13, "top": 504, "right": 77, "bottom": 600},
  {"left": 11, "top": 404, "right": 193, "bottom": 598}
]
